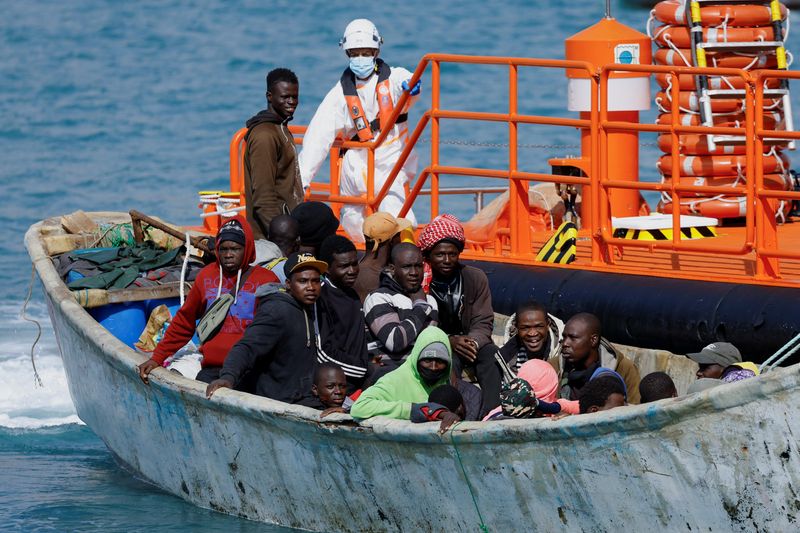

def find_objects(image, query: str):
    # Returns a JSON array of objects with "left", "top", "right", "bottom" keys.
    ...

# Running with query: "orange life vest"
[{"left": 340, "top": 59, "right": 407, "bottom": 142}]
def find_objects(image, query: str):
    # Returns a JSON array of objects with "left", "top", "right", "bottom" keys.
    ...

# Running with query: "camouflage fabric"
[{"left": 500, "top": 377, "right": 539, "bottom": 418}]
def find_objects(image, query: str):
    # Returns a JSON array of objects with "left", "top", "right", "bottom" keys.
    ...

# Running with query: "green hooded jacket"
[{"left": 351, "top": 327, "right": 452, "bottom": 420}]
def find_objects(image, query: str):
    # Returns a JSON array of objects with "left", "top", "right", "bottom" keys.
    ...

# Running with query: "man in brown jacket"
[
  {"left": 418, "top": 214, "right": 501, "bottom": 416},
  {"left": 551, "top": 312, "right": 641, "bottom": 404},
  {"left": 244, "top": 68, "right": 304, "bottom": 241}
]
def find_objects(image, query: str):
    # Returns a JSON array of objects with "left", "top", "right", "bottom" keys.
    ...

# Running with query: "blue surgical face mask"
[{"left": 349, "top": 56, "right": 375, "bottom": 79}]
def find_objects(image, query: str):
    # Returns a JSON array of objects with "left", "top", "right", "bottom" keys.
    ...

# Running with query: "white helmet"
[{"left": 340, "top": 19, "right": 382, "bottom": 51}]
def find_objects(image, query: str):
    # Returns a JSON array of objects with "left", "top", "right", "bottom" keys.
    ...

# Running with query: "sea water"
[{"left": 3, "top": 0, "right": 799, "bottom": 530}]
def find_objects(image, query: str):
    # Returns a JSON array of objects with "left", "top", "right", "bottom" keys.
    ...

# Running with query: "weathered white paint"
[{"left": 26, "top": 215, "right": 800, "bottom": 532}]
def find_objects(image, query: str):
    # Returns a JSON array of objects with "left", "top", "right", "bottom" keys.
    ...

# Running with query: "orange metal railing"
[{"left": 226, "top": 53, "right": 799, "bottom": 286}]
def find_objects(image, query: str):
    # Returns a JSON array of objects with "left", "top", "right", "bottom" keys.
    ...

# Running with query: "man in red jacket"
[{"left": 138, "top": 216, "right": 278, "bottom": 384}]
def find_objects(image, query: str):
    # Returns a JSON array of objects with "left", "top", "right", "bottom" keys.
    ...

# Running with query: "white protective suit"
[{"left": 298, "top": 66, "right": 418, "bottom": 241}]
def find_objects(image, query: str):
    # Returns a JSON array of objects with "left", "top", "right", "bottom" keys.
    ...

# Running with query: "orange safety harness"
[{"left": 340, "top": 58, "right": 407, "bottom": 142}]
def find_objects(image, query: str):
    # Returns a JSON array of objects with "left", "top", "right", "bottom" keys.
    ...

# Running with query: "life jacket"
[{"left": 340, "top": 58, "right": 407, "bottom": 142}]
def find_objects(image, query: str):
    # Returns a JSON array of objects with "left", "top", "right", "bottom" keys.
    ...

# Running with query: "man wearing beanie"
[
  {"left": 417, "top": 214, "right": 501, "bottom": 416},
  {"left": 138, "top": 216, "right": 278, "bottom": 384},
  {"left": 290, "top": 201, "right": 340, "bottom": 256},
  {"left": 351, "top": 327, "right": 459, "bottom": 428}
]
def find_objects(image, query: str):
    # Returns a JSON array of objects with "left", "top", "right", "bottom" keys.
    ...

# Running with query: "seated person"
[
  {"left": 138, "top": 216, "right": 277, "bottom": 384},
  {"left": 205, "top": 252, "right": 327, "bottom": 404},
  {"left": 483, "top": 359, "right": 578, "bottom": 420},
  {"left": 451, "top": 371, "right": 483, "bottom": 422},
  {"left": 310, "top": 363, "right": 352, "bottom": 418},
  {"left": 364, "top": 243, "right": 438, "bottom": 369},
  {"left": 417, "top": 213, "right": 501, "bottom": 417},
  {"left": 290, "top": 201, "right": 340, "bottom": 256},
  {"left": 316, "top": 235, "right": 369, "bottom": 392},
  {"left": 579, "top": 374, "right": 627, "bottom": 414},
  {"left": 686, "top": 342, "right": 758, "bottom": 382},
  {"left": 259, "top": 214, "right": 299, "bottom": 282},
  {"left": 639, "top": 371, "right": 678, "bottom": 403},
  {"left": 353, "top": 212, "right": 413, "bottom": 303},
  {"left": 551, "top": 312, "right": 641, "bottom": 404},
  {"left": 410, "top": 384, "right": 464, "bottom": 434},
  {"left": 500, "top": 301, "right": 565, "bottom": 374},
  {"left": 351, "top": 326, "right": 455, "bottom": 430}
]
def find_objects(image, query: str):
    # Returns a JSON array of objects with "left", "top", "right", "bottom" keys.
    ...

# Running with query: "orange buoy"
[
  {"left": 658, "top": 134, "right": 747, "bottom": 155},
  {"left": 654, "top": 48, "right": 778, "bottom": 69},
  {"left": 653, "top": 25, "right": 777, "bottom": 49},
  {"left": 654, "top": 72, "right": 781, "bottom": 91},
  {"left": 658, "top": 196, "right": 786, "bottom": 218},
  {"left": 656, "top": 112, "right": 781, "bottom": 129},
  {"left": 655, "top": 91, "right": 745, "bottom": 113},
  {"left": 658, "top": 154, "right": 789, "bottom": 176},
  {"left": 653, "top": 0, "right": 786, "bottom": 26}
]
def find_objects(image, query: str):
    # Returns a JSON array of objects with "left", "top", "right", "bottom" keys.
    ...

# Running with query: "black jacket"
[
  {"left": 220, "top": 283, "right": 316, "bottom": 404},
  {"left": 316, "top": 281, "right": 369, "bottom": 391}
]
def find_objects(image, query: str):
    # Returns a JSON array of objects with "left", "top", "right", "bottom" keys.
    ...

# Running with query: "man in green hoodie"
[{"left": 351, "top": 326, "right": 461, "bottom": 433}]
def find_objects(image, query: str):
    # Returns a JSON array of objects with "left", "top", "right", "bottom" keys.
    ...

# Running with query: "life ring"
[
  {"left": 658, "top": 195, "right": 786, "bottom": 218},
  {"left": 657, "top": 133, "right": 789, "bottom": 156},
  {"left": 653, "top": 0, "right": 786, "bottom": 27},
  {"left": 653, "top": 25, "right": 778, "bottom": 49},
  {"left": 655, "top": 91, "right": 745, "bottom": 113},
  {"left": 655, "top": 72, "right": 781, "bottom": 91},
  {"left": 659, "top": 173, "right": 790, "bottom": 198},
  {"left": 654, "top": 48, "right": 778, "bottom": 69},
  {"left": 658, "top": 154, "right": 789, "bottom": 177},
  {"left": 656, "top": 111, "right": 781, "bottom": 129}
]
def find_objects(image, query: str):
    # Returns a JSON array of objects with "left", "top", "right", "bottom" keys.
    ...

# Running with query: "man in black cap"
[
  {"left": 290, "top": 201, "right": 340, "bottom": 256},
  {"left": 686, "top": 342, "right": 743, "bottom": 379},
  {"left": 206, "top": 252, "right": 327, "bottom": 404}
]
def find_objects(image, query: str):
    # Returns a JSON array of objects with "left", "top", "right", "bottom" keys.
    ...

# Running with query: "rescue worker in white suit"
[{"left": 298, "top": 19, "right": 420, "bottom": 241}]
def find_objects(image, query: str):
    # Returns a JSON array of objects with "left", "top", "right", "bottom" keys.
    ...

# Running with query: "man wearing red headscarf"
[{"left": 417, "top": 214, "right": 501, "bottom": 416}]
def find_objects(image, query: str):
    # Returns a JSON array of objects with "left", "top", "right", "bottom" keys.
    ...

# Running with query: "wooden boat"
[
  {"left": 24, "top": 11, "right": 800, "bottom": 530},
  {"left": 25, "top": 210, "right": 800, "bottom": 531}
]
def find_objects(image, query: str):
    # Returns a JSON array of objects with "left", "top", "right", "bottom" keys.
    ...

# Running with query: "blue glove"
[{"left": 402, "top": 79, "right": 421, "bottom": 96}]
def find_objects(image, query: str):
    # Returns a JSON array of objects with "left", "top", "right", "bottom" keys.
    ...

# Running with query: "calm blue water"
[{"left": 3, "top": 0, "right": 800, "bottom": 530}]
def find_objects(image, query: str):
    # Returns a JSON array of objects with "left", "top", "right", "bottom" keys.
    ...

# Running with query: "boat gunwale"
[{"left": 25, "top": 212, "right": 800, "bottom": 445}]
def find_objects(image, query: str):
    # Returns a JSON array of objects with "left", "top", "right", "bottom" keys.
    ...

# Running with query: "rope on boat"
[
  {"left": 21, "top": 264, "right": 43, "bottom": 388},
  {"left": 759, "top": 332, "right": 800, "bottom": 373},
  {"left": 414, "top": 138, "right": 659, "bottom": 149},
  {"left": 449, "top": 421, "right": 490, "bottom": 533}
]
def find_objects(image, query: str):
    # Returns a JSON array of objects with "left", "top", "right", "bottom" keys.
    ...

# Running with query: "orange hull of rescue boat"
[
  {"left": 655, "top": 72, "right": 781, "bottom": 91},
  {"left": 653, "top": 0, "right": 786, "bottom": 26},
  {"left": 658, "top": 172, "right": 791, "bottom": 197},
  {"left": 659, "top": 196, "right": 786, "bottom": 218},
  {"left": 655, "top": 91, "right": 746, "bottom": 113},
  {"left": 656, "top": 112, "right": 781, "bottom": 129},
  {"left": 658, "top": 153, "right": 790, "bottom": 176},
  {"left": 653, "top": 25, "right": 778, "bottom": 49},
  {"left": 654, "top": 48, "right": 778, "bottom": 69}
]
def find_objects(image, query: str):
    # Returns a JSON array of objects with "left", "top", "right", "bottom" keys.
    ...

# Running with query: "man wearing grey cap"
[
  {"left": 351, "top": 326, "right": 459, "bottom": 431},
  {"left": 686, "top": 342, "right": 743, "bottom": 380}
]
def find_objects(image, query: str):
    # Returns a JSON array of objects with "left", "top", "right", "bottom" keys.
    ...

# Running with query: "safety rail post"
[
  {"left": 597, "top": 68, "right": 614, "bottom": 264},
  {"left": 508, "top": 63, "right": 531, "bottom": 256},
  {"left": 669, "top": 70, "right": 682, "bottom": 249},
  {"left": 430, "top": 60, "right": 441, "bottom": 220},
  {"left": 753, "top": 75, "right": 781, "bottom": 279},
  {"left": 229, "top": 128, "right": 248, "bottom": 197},
  {"left": 589, "top": 67, "right": 603, "bottom": 265}
]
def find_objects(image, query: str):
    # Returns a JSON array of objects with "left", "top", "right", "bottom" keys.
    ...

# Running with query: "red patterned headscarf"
[{"left": 417, "top": 214, "right": 465, "bottom": 253}]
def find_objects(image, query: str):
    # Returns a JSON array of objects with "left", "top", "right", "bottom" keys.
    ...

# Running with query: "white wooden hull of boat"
[{"left": 26, "top": 216, "right": 800, "bottom": 532}]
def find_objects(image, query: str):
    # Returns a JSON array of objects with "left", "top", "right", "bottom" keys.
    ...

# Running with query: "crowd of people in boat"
[{"left": 137, "top": 207, "right": 761, "bottom": 432}]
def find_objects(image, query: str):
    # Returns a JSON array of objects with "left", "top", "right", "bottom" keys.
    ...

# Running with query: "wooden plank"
[
  {"left": 61, "top": 210, "right": 99, "bottom": 234},
  {"left": 71, "top": 282, "right": 185, "bottom": 308}
]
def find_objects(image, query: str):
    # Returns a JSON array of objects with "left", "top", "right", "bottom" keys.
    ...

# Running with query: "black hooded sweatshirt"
[
  {"left": 243, "top": 108, "right": 303, "bottom": 240},
  {"left": 220, "top": 283, "right": 317, "bottom": 404}
]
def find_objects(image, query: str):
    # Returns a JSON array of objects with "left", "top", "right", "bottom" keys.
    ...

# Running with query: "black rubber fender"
[{"left": 469, "top": 259, "right": 800, "bottom": 363}]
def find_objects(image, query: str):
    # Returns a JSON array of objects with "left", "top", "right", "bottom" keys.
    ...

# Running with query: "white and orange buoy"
[{"left": 564, "top": 14, "right": 652, "bottom": 219}]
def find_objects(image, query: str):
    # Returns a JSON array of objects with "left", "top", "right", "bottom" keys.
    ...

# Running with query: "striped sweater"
[{"left": 364, "top": 273, "right": 439, "bottom": 361}]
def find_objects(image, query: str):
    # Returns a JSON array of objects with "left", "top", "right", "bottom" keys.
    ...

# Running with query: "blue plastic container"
[{"left": 89, "top": 301, "right": 148, "bottom": 348}]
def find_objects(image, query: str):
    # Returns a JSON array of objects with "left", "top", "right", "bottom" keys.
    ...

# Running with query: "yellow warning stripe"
[
  {"left": 612, "top": 226, "right": 717, "bottom": 241},
  {"left": 536, "top": 221, "right": 577, "bottom": 264}
]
